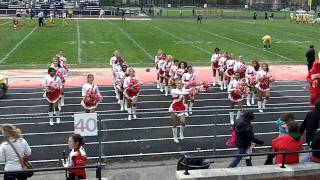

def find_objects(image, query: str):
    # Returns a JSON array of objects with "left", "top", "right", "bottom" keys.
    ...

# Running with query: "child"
[
  {"left": 81, "top": 74, "right": 103, "bottom": 113},
  {"left": 275, "top": 113, "right": 294, "bottom": 136}
]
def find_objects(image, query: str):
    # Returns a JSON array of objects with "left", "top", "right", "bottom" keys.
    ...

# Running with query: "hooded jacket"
[
  {"left": 272, "top": 132, "right": 303, "bottom": 164},
  {"left": 299, "top": 103, "right": 320, "bottom": 145},
  {"left": 234, "top": 117, "right": 264, "bottom": 149}
]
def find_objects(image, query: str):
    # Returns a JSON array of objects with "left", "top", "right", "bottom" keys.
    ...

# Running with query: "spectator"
[
  {"left": 63, "top": 134, "right": 87, "bottom": 180},
  {"left": 0, "top": 124, "right": 32, "bottom": 180},
  {"left": 271, "top": 120, "right": 303, "bottom": 164},
  {"left": 228, "top": 111, "right": 264, "bottom": 168},
  {"left": 311, "top": 130, "right": 320, "bottom": 163},
  {"left": 299, "top": 100, "right": 320, "bottom": 161},
  {"left": 38, "top": 11, "right": 44, "bottom": 27},
  {"left": 265, "top": 11, "right": 268, "bottom": 19},
  {"left": 306, "top": 45, "right": 316, "bottom": 71},
  {"left": 275, "top": 113, "right": 294, "bottom": 136}
]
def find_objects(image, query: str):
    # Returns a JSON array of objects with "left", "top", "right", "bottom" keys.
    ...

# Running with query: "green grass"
[{"left": 0, "top": 17, "right": 318, "bottom": 68}]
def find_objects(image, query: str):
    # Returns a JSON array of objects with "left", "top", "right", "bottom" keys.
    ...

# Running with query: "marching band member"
[
  {"left": 51, "top": 57, "right": 67, "bottom": 107},
  {"left": 116, "top": 64, "right": 128, "bottom": 111},
  {"left": 175, "top": 61, "right": 187, "bottom": 81},
  {"left": 225, "top": 53, "right": 236, "bottom": 85},
  {"left": 182, "top": 66, "right": 196, "bottom": 115},
  {"left": 228, "top": 72, "right": 249, "bottom": 125},
  {"left": 155, "top": 49, "right": 163, "bottom": 89},
  {"left": 169, "top": 80, "right": 190, "bottom": 143},
  {"left": 157, "top": 53, "right": 167, "bottom": 92},
  {"left": 307, "top": 58, "right": 320, "bottom": 109},
  {"left": 162, "top": 55, "right": 174, "bottom": 96},
  {"left": 245, "top": 60, "right": 260, "bottom": 106},
  {"left": 42, "top": 67, "right": 63, "bottom": 125},
  {"left": 218, "top": 52, "right": 228, "bottom": 90},
  {"left": 81, "top": 74, "right": 103, "bottom": 113},
  {"left": 210, "top": 48, "right": 220, "bottom": 86},
  {"left": 256, "top": 63, "right": 274, "bottom": 112},
  {"left": 124, "top": 69, "right": 141, "bottom": 120}
]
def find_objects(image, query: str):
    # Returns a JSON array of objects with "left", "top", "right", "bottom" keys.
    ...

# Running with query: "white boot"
[
  {"left": 223, "top": 81, "right": 227, "bottom": 90},
  {"left": 132, "top": 106, "right": 137, "bottom": 119},
  {"left": 165, "top": 86, "right": 169, "bottom": 96},
  {"left": 236, "top": 110, "right": 241, "bottom": 120},
  {"left": 184, "top": 103, "right": 189, "bottom": 116},
  {"left": 127, "top": 108, "right": 132, "bottom": 120},
  {"left": 189, "top": 102, "right": 194, "bottom": 115},
  {"left": 258, "top": 101, "right": 263, "bottom": 112},
  {"left": 124, "top": 99, "right": 128, "bottom": 111},
  {"left": 180, "top": 125, "right": 185, "bottom": 140},
  {"left": 212, "top": 77, "right": 216, "bottom": 87},
  {"left": 60, "top": 95, "right": 65, "bottom": 106},
  {"left": 49, "top": 112, "right": 54, "bottom": 126},
  {"left": 156, "top": 80, "right": 160, "bottom": 89},
  {"left": 262, "top": 99, "right": 267, "bottom": 109},
  {"left": 172, "top": 128, "right": 179, "bottom": 143},
  {"left": 120, "top": 99, "right": 124, "bottom": 111},
  {"left": 55, "top": 111, "right": 61, "bottom": 124},
  {"left": 246, "top": 94, "right": 251, "bottom": 106},
  {"left": 229, "top": 111, "right": 235, "bottom": 125},
  {"left": 160, "top": 83, "right": 164, "bottom": 92},
  {"left": 251, "top": 93, "right": 256, "bottom": 105},
  {"left": 220, "top": 81, "right": 224, "bottom": 90}
]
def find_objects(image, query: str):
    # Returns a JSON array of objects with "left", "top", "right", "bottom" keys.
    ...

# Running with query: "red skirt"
[
  {"left": 81, "top": 99, "right": 98, "bottom": 110},
  {"left": 45, "top": 89, "right": 61, "bottom": 103},
  {"left": 257, "top": 82, "right": 270, "bottom": 91},
  {"left": 225, "top": 69, "right": 234, "bottom": 77},
  {"left": 126, "top": 89, "right": 139, "bottom": 98},
  {"left": 229, "top": 91, "right": 242, "bottom": 102},
  {"left": 158, "top": 69, "right": 165, "bottom": 76},
  {"left": 171, "top": 102, "right": 185, "bottom": 112},
  {"left": 212, "top": 61, "right": 219, "bottom": 69}
]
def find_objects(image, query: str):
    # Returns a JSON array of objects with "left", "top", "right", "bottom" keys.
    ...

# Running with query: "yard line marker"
[
  {"left": 107, "top": 21, "right": 153, "bottom": 60},
  {"left": 0, "top": 26, "right": 37, "bottom": 64},
  {"left": 141, "top": 22, "right": 212, "bottom": 55},
  {"left": 76, "top": 19, "right": 81, "bottom": 64}
]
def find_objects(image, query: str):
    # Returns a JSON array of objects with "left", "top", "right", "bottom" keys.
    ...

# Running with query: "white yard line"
[
  {"left": 0, "top": 26, "right": 37, "bottom": 64},
  {"left": 76, "top": 19, "right": 81, "bottom": 64},
  {"left": 108, "top": 21, "right": 153, "bottom": 60},
  {"left": 141, "top": 22, "right": 212, "bottom": 55},
  {"left": 0, "top": 21, "right": 10, "bottom": 26}
]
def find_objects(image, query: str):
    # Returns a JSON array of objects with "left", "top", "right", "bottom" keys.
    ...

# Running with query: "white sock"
[
  {"left": 127, "top": 108, "right": 132, "bottom": 120},
  {"left": 236, "top": 110, "right": 241, "bottom": 120},
  {"left": 172, "top": 127, "right": 179, "bottom": 143},
  {"left": 165, "top": 86, "right": 169, "bottom": 96},
  {"left": 124, "top": 99, "right": 128, "bottom": 110},
  {"left": 251, "top": 93, "right": 256, "bottom": 104},
  {"left": 120, "top": 99, "right": 124, "bottom": 110},
  {"left": 49, "top": 112, "right": 54, "bottom": 125},
  {"left": 247, "top": 94, "right": 251, "bottom": 105},
  {"left": 61, "top": 95, "right": 65, "bottom": 106},
  {"left": 262, "top": 99, "right": 268, "bottom": 109},
  {"left": 229, "top": 111, "right": 235, "bottom": 125},
  {"left": 160, "top": 83, "right": 164, "bottom": 92},
  {"left": 189, "top": 102, "right": 194, "bottom": 114},
  {"left": 132, "top": 106, "right": 137, "bottom": 118},
  {"left": 55, "top": 111, "right": 61, "bottom": 123},
  {"left": 212, "top": 77, "right": 216, "bottom": 86},
  {"left": 180, "top": 125, "right": 185, "bottom": 139},
  {"left": 258, "top": 101, "right": 262, "bottom": 112}
]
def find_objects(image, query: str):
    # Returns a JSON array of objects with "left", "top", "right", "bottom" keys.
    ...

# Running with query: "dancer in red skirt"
[
  {"left": 175, "top": 61, "right": 187, "bottom": 81},
  {"left": 124, "top": 69, "right": 141, "bottom": 120},
  {"left": 50, "top": 57, "right": 67, "bottom": 107},
  {"left": 234, "top": 56, "right": 247, "bottom": 79},
  {"left": 228, "top": 72, "right": 249, "bottom": 125},
  {"left": 169, "top": 80, "right": 190, "bottom": 143},
  {"left": 161, "top": 55, "right": 174, "bottom": 96},
  {"left": 157, "top": 53, "right": 167, "bottom": 92},
  {"left": 42, "top": 67, "right": 63, "bottom": 125},
  {"left": 307, "top": 59, "right": 320, "bottom": 109},
  {"left": 155, "top": 49, "right": 164, "bottom": 89},
  {"left": 115, "top": 64, "right": 128, "bottom": 111},
  {"left": 218, "top": 52, "right": 228, "bottom": 90},
  {"left": 210, "top": 48, "right": 220, "bottom": 87},
  {"left": 256, "top": 63, "right": 274, "bottom": 112},
  {"left": 245, "top": 59, "right": 260, "bottom": 106},
  {"left": 81, "top": 74, "right": 103, "bottom": 113},
  {"left": 182, "top": 66, "right": 196, "bottom": 116},
  {"left": 169, "top": 59, "right": 179, "bottom": 85},
  {"left": 225, "top": 53, "right": 236, "bottom": 85}
]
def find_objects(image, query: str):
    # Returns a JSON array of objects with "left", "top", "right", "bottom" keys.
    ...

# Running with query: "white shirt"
[
  {"left": 228, "top": 79, "right": 239, "bottom": 93},
  {"left": 182, "top": 72, "right": 195, "bottom": 85},
  {"left": 82, "top": 83, "right": 100, "bottom": 97},
  {"left": 0, "top": 138, "right": 31, "bottom": 171},
  {"left": 123, "top": 76, "right": 139, "bottom": 89},
  {"left": 62, "top": 12, "right": 67, "bottom": 18},
  {"left": 42, "top": 74, "right": 63, "bottom": 88},
  {"left": 218, "top": 56, "right": 227, "bottom": 67},
  {"left": 161, "top": 61, "right": 173, "bottom": 72},
  {"left": 157, "top": 59, "right": 165, "bottom": 70},
  {"left": 210, "top": 53, "right": 220, "bottom": 63},
  {"left": 226, "top": 59, "right": 236, "bottom": 69},
  {"left": 109, "top": 56, "right": 117, "bottom": 66},
  {"left": 234, "top": 61, "right": 245, "bottom": 72},
  {"left": 65, "top": 147, "right": 86, "bottom": 167},
  {"left": 175, "top": 68, "right": 185, "bottom": 79},
  {"left": 116, "top": 70, "right": 127, "bottom": 81},
  {"left": 171, "top": 88, "right": 189, "bottom": 100},
  {"left": 154, "top": 55, "right": 159, "bottom": 64},
  {"left": 169, "top": 65, "right": 178, "bottom": 77},
  {"left": 245, "top": 65, "right": 257, "bottom": 77},
  {"left": 256, "top": 70, "right": 269, "bottom": 81}
]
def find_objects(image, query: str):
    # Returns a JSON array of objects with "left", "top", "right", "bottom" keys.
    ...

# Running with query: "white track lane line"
[
  {"left": 0, "top": 26, "right": 37, "bottom": 64},
  {"left": 108, "top": 21, "right": 153, "bottom": 60},
  {"left": 140, "top": 22, "right": 211, "bottom": 55},
  {"left": 76, "top": 19, "right": 81, "bottom": 63}
]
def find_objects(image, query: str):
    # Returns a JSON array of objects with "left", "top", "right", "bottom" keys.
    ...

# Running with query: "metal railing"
[
  {"left": 0, "top": 164, "right": 104, "bottom": 180},
  {"left": 181, "top": 150, "right": 320, "bottom": 175}
]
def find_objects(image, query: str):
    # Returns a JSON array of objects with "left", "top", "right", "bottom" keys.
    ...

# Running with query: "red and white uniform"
[
  {"left": 65, "top": 147, "right": 87, "bottom": 179},
  {"left": 110, "top": 56, "right": 117, "bottom": 79},
  {"left": 81, "top": 83, "right": 102, "bottom": 110},
  {"left": 115, "top": 70, "right": 127, "bottom": 90},
  {"left": 245, "top": 65, "right": 258, "bottom": 87},
  {"left": 225, "top": 59, "right": 236, "bottom": 77},
  {"left": 182, "top": 72, "right": 196, "bottom": 90},
  {"left": 59, "top": 56, "right": 69, "bottom": 73},
  {"left": 218, "top": 56, "right": 227, "bottom": 72},
  {"left": 234, "top": 61, "right": 246, "bottom": 79},
  {"left": 169, "top": 88, "right": 189, "bottom": 117},
  {"left": 123, "top": 77, "right": 140, "bottom": 99},
  {"left": 161, "top": 61, "right": 173, "bottom": 78},
  {"left": 169, "top": 64, "right": 178, "bottom": 80},
  {"left": 50, "top": 64, "right": 67, "bottom": 84},
  {"left": 175, "top": 68, "right": 186, "bottom": 80},
  {"left": 157, "top": 58, "right": 166, "bottom": 76},
  {"left": 228, "top": 79, "right": 249, "bottom": 102},
  {"left": 256, "top": 70, "right": 273, "bottom": 91},
  {"left": 307, "top": 60, "right": 320, "bottom": 109},
  {"left": 210, "top": 53, "right": 220, "bottom": 70},
  {"left": 42, "top": 75, "right": 63, "bottom": 103}
]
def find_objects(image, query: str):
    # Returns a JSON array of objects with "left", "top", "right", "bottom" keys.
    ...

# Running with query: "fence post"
[
  {"left": 213, "top": 111, "right": 217, "bottom": 155},
  {"left": 280, "top": 153, "right": 286, "bottom": 168},
  {"left": 98, "top": 113, "right": 102, "bottom": 180}
]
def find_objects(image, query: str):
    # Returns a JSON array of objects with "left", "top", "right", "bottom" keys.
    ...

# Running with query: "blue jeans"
[
  {"left": 228, "top": 148, "right": 252, "bottom": 168},
  {"left": 301, "top": 146, "right": 312, "bottom": 163}
]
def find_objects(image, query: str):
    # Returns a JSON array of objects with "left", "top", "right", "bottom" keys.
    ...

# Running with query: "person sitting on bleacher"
[{"left": 271, "top": 120, "right": 303, "bottom": 164}]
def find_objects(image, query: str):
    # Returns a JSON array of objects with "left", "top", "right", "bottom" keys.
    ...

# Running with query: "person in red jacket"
[
  {"left": 271, "top": 120, "right": 303, "bottom": 164},
  {"left": 307, "top": 59, "right": 320, "bottom": 109}
]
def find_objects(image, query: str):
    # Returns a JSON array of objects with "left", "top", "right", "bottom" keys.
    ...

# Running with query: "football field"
[{"left": 0, "top": 17, "right": 318, "bottom": 68}]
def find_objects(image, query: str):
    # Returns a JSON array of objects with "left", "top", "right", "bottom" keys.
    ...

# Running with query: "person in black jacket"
[
  {"left": 306, "top": 45, "right": 316, "bottom": 71},
  {"left": 299, "top": 100, "right": 320, "bottom": 162},
  {"left": 228, "top": 111, "right": 264, "bottom": 168}
]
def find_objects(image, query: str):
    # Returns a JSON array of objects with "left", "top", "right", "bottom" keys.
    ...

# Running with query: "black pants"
[
  {"left": 308, "top": 63, "right": 314, "bottom": 71},
  {"left": 38, "top": 17, "right": 44, "bottom": 27},
  {"left": 4, "top": 173, "right": 27, "bottom": 180},
  {"left": 67, "top": 173, "right": 84, "bottom": 180}
]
